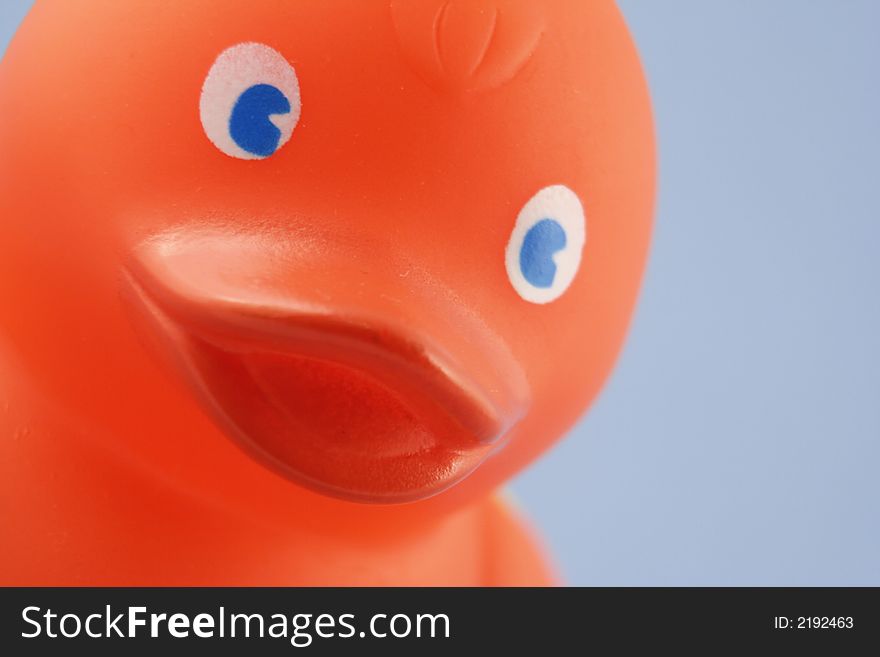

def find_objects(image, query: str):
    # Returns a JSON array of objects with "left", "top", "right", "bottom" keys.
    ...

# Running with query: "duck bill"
[{"left": 124, "top": 228, "right": 530, "bottom": 503}]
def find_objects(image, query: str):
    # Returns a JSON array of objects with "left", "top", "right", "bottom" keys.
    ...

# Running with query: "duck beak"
[{"left": 124, "top": 227, "right": 530, "bottom": 503}]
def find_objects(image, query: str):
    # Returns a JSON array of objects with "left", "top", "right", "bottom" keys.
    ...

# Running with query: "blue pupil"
[
  {"left": 229, "top": 83, "right": 291, "bottom": 157},
  {"left": 520, "top": 219, "right": 567, "bottom": 288}
]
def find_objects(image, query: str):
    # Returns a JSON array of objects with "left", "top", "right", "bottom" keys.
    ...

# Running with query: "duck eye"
[
  {"left": 200, "top": 42, "right": 302, "bottom": 160},
  {"left": 505, "top": 185, "right": 586, "bottom": 304}
]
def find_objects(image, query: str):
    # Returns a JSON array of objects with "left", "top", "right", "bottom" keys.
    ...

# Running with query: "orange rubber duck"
[{"left": 0, "top": 0, "right": 654, "bottom": 585}]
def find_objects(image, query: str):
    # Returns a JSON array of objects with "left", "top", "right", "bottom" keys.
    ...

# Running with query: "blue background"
[{"left": 3, "top": 2, "right": 878, "bottom": 585}]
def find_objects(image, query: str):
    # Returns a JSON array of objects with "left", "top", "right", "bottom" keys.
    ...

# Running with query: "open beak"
[{"left": 124, "top": 228, "right": 530, "bottom": 503}]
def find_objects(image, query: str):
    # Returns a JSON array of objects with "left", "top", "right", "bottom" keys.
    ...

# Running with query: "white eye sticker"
[
  {"left": 505, "top": 185, "right": 586, "bottom": 304},
  {"left": 200, "top": 42, "right": 302, "bottom": 160}
]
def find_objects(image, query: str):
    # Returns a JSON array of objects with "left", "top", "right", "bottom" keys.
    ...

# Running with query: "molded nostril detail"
[{"left": 390, "top": 0, "right": 545, "bottom": 94}]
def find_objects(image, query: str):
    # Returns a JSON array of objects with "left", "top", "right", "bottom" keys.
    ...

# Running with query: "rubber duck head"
[{"left": 0, "top": 0, "right": 653, "bottom": 506}]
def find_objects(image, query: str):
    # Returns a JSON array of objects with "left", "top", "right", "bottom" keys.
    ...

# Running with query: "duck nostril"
[{"left": 390, "top": 0, "right": 545, "bottom": 94}]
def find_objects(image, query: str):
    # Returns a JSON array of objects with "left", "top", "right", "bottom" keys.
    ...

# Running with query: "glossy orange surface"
[{"left": 0, "top": 0, "right": 653, "bottom": 585}]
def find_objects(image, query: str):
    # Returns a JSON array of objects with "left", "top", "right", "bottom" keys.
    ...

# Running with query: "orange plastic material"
[{"left": 0, "top": 0, "right": 654, "bottom": 585}]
